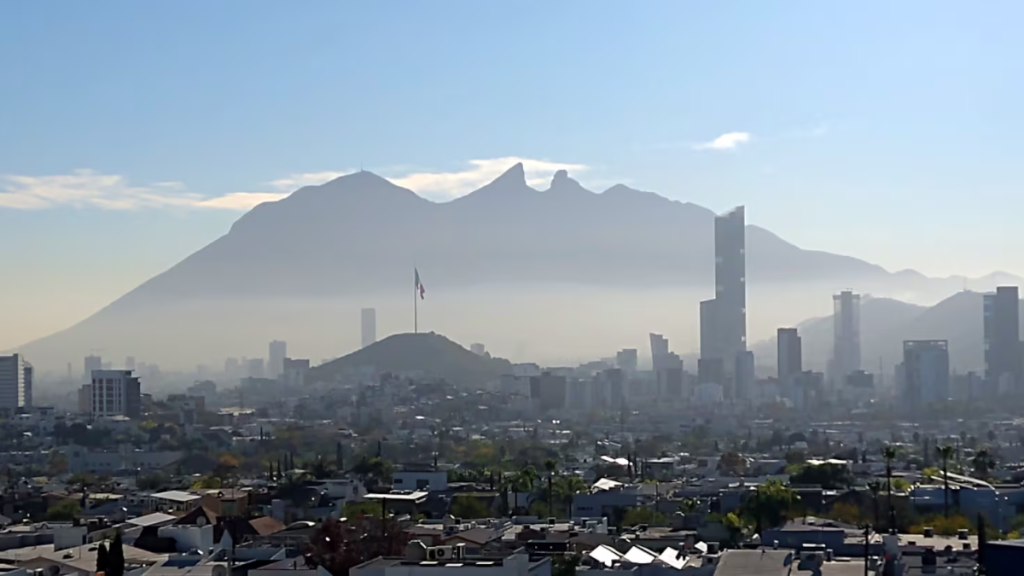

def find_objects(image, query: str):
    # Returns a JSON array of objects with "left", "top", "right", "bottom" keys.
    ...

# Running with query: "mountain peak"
[
  {"left": 494, "top": 162, "right": 526, "bottom": 186},
  {"left": 547, "top": 169, "right": 592, "bottom": 195}
]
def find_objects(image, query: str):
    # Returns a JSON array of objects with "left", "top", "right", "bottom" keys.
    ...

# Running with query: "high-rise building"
[
  {"left": 734, "top": 350, "right": 755, "bottom": 402},
  {"left": 224, "top": 357, "right": 239, "bottom": 376},
  {"left": 361, "top": 308, "right": 377, "bottom": 348},
  {"left": 281, "top": 357, "right": 311, "bottom": 387},
  {"left": 650, "top": 333, "right": 669, "bottom": 369},
  {"left": 125, "top": 356, "right": 136, "bottom": 371},
  {"left": 22, "top": 361, "right": 32, "bottom": 410},
  {"left": 0, "top": 355, "right": 29, "bottom": 411},
  {"left": 699, "top": 207, "right": 747, "bottom": 388},
  {"left": 831, "top": 291, "right": 861, "bottom": 386},
  {"left": 616, "top": 349, "right": 638, "bottom": 373},
  {"left": 903, "top": 340, "right": 950, "bottom": 406},
  {"left": 984, "top": 286, "right": 1021, "bottom": 394},
  {"left": 777, "top": 328, "right": 803, "bottom": 382},
  {"left": 268, "top": 341, "right": 287, "bottom": 378},
  {"left": 84, "top": 369, "right": 141, "bottom": 418},
  {"left": 246, "top": 358, "right": 265, "bottom": 379},
  {"left": 84, "top": 355, "right": 102, "bottom": 380}
]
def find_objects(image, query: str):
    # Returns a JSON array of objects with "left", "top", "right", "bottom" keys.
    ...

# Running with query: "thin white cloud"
[
  {"left": 390, "top": 156, "right": 589, "bottom": 199},
  {"left": 0, "top": 157, "right": 593, "bottom": 210},
  {"left": 268, "top": 171, "right": 350, "bottom": 191},
  {"left": 0, "top": 169, "right": 283, "bottom": 211},
  {"left": 693, "top": 132, "right": 751, "bottom": 151}
]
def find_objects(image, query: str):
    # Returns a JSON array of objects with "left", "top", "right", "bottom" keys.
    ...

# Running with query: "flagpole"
[{"left": 414, "top": 282, "right": 418, "bottom": 334}]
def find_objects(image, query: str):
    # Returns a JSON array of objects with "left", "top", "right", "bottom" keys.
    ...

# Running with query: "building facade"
[
  {"left": 699, "top": 207, "right": 747, "bottom": 397},
  {"left": 984, "top": 286, "right": 1021, "bottom": 395},
  {"left": 268, "top": 340, "right": 287, "bottom": 378},
  {"left": 831, "top": 290, "right": 861, "bottom": 387},
  {"left": 85, "top": 369, "right": 142, "bottom": 418},
  {"left": 0, "top": 354, "right": 29, "bottom": 412},
  {"left": 903, "top": 340, "right": 950, "bottom": 406}
]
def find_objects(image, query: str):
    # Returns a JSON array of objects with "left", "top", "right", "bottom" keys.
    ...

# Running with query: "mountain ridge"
[{"left": 13, "top": 165, "right": 1023, "bottom": 371}]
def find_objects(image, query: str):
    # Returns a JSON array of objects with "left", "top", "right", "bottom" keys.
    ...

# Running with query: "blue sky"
[{"left": 2, "top": 0, "right": 1023, "bottom": 348}]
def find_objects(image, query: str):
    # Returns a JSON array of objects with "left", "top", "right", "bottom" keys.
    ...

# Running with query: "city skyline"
[{"left": 5, "top": 2, "right": 1024, "bottom": 351}]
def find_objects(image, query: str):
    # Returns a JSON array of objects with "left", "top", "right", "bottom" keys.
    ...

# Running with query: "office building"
[
  {"left": 224, "top": 357, "right": 239, "bottom": 376},
  {"left": 734, "top": 350, "right": 755, "bottom": 402},
  {"left": 616, "top": 349, "right": 638, "bottom": 373},
  {"left": 470, "top": 343, "right": 486, "bottom": 356},
  {"left": 281, "top": 357, "right": 311, "bottom": 387},
  {"left": 84, "top": 370, "right": 141, "bottom": 418},
  {"left": 984, "top": 286, "right": 1021, "bottom": 394},
  {"left": 777, "top": 328, "right": 802, "bottom": 382},
  {"left": 268, "top": 340, "right": 287, "bottom": 378},
  {"left": 530, "top": 372, "right": 567, "bottom": 412},
  {"left": 699, "top": 207, "right": 747, "bottom": 382},
  {"left": 0, "top": 355, "right": 29, "bottom": 412},
  {"left": 125, "top": 356, "right": 136, "bottom": 371},
  {"left": 650, "top": 333, "right": 669, "bottom": 369},
  {"left": 22, "top": 361, "right": 32, "bottom": 409},
  {"left": 903, "top": 340, "right": 950, "bottom": 406},
  {"left": 246, "top": 358, "right": 265, "bottom": 379},
  {"left": 361, "top": 308, "right": 377, "bottom": 348},
  {"left": 697, "top": 357, "right": 725, "bottom": 386},
  {"left": 831, "top": 290, "right": 861, "bottom": 386},
  {"left": 84, "top": 355, "right": 102, "bottom": 380}
]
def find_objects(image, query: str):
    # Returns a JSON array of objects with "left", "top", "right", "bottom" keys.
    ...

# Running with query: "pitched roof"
[
  {"left": 249, "top": 516, "right": 286, "bottom": 536},
  {"left": 443, "top": 527, "right": 497, "bottom": 545}
]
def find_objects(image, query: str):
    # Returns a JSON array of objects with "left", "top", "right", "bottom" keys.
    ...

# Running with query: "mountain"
[
  {"left": 307, "top": 332, "right": 511, "bottom": 387},
  {"left": 750, "top": 291, "right": 1004, "bottom": 374},
  {"left": 15, "top": 165, "right": 1022, "bottom": 372}
]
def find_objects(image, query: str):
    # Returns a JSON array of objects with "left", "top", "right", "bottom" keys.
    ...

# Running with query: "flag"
[{"left": 415, "top": 268, "right": 425, "bottom": 299}]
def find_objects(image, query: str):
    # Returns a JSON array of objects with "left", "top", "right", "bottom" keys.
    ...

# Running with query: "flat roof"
[
  {"left": 151, "top": 490, "right": 201, "bottom": 503},
  {"left": 127, "top": 512, "right": 178, "bottom": 527},
  {"left": 364, "top": 491, "right": 428, "bottom": 502}
]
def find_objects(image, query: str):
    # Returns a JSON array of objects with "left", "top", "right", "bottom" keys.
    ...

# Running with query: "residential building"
[
  {"left": 984, "top": 286, "right": 1021, "bottom": 395},
  {"left": 352, "top": 547, "right": 548, "bottom": 576},
  {"left": 530, "top": 372, "right": 567, "bottom": 413},
  {"left": 831, "top": 290, "right": 861, "bottom": 387},
  {"left": 392, "top": 470, "right": 448, "bottom": 492},
  {"left": 84, "top": 369, "right": 142, "bottom": 418},
  {"left": 903, "top": 340, "right": 950, "bottom": 406},
  {"left": 361, "top": 307, "right": 377, "bottom": 348},
  {"left": 268, "top": 340, "right": 287, "bottom": 378},
  {"left": 246, "top": 358, "right": 265, "bottom": 379},
  {"left": 0, "top": 354, "right": 29, "bottom": 412}
]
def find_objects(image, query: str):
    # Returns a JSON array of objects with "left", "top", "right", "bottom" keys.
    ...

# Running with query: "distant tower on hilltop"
[{"left": 361, "top": 308, "right": 377, "bottom": 348}]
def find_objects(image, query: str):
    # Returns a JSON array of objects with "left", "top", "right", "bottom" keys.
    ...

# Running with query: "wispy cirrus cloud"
[
  {"left": 0, "top": 157, "right": 594, "bottom": 210},
  {"left": 0, "top": 169, "right": 287, "bottom": 211},
  {"left": 692, "top": 132, "right": 751, "bottom": 151}
]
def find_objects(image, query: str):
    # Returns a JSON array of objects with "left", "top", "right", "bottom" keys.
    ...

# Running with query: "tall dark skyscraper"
[
  {"left": 699, "top": 206, "right": 747, "bottom": 391},
  {"left": 984, "top": 286, "right": 1021, "bottom": 393}
]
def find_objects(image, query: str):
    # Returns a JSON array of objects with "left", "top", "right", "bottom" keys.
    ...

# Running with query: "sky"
[{"left": 2, "top": 0, "right": 1024, "bottom": 349}]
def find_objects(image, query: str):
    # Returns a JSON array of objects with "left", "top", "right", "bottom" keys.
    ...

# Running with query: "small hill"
[{"left": 307, "top": 332, "right": 511, "bottom": 387}]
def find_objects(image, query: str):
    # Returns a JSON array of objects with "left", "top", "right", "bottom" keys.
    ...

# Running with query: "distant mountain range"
[
  {"left": 15, "top": 164, "right": 1022, "bottom": 372},
  {"left": 750, "top": 290, "right": 1003, "bottom": 374}
]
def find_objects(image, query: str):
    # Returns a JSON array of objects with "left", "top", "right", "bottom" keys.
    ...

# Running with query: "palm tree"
[
  {"left": 867, "top": 480, "right": 883, "bottom": 529},
  {"left": 553, "top": 475, "right": 588, "bottom": 516},
  {"left": 936, "top": 445, "right": 955, "bottom": 518},
  {"left": 513, "top": 466, "right": 539, "bottom": 513},
  {"left": 544, "top": 459, "right": 557, "bottom": 517},
  {"left": 882, "top": 445, "right": 897, "bottom": 530}
]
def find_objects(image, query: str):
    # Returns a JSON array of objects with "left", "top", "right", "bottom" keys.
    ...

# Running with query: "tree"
[
  {"left": 96, "top": 543, "right": 109, "bottom": 574},
  {"left": 622, "top": 506, "right": 666, "bottom": 526},
  {"left": 45, "top": 499, "right": 81, "bottom": 521},
  {"left": 308, "top": 456, "right": 334, "bottom": 480},
  {"left": 972, "top": 449, "right": 997, "bottom": 479},
  {"left": 882, "top": 445, "right": 898, "bottom": 530},
  {"left": 304, "top": 517, "right": 409, "bottom": 576},
  {"left": 552, "top": 554, "right": 580, "bottom": 576},
  {"left": 867, "top": 480, "right": 883, "bottom": 528},
  {"left": 789, "top": 463, "right": 854, "bottom": 489},
  {"left": 553, "top": 475, "right": 587, "bottom": 516},
  {"left": 191, "top": 476, "right": 222, "bottom": 489},
  {"left": 450, "top": 496, "right": 490, "bottom": 519},
  {"left": 741, "top": 479, "right": 799, "bottom": 533},
  {"left": 107, "top": 533, "right": 125, "bottom": 576},
  {"left": 544, "top": 459, "right": 557, "bottom": 518},
  {"left": 936, "top": 445, "right": 955, "bottom": 518}
]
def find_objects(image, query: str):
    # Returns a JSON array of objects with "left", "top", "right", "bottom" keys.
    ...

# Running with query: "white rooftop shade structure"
[
  {"left": 588, "top": 545, "right": 623, "bottom": 568},
  {"left": 658, "top": 547, "right": 687, "bottom": 570},
  {"left": 694, "top": 541, "right": 709, "bottom": 554},
  {"left": 623, "top": 545, "right": 659, "bottom": 565},
  {"left": 591, "top": 478, "right": 624, "bottom": 492}
]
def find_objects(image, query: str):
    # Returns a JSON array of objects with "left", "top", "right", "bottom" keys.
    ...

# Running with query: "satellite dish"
[{"left": 197, "top": 516, "right": 207, "bottom": 526}]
